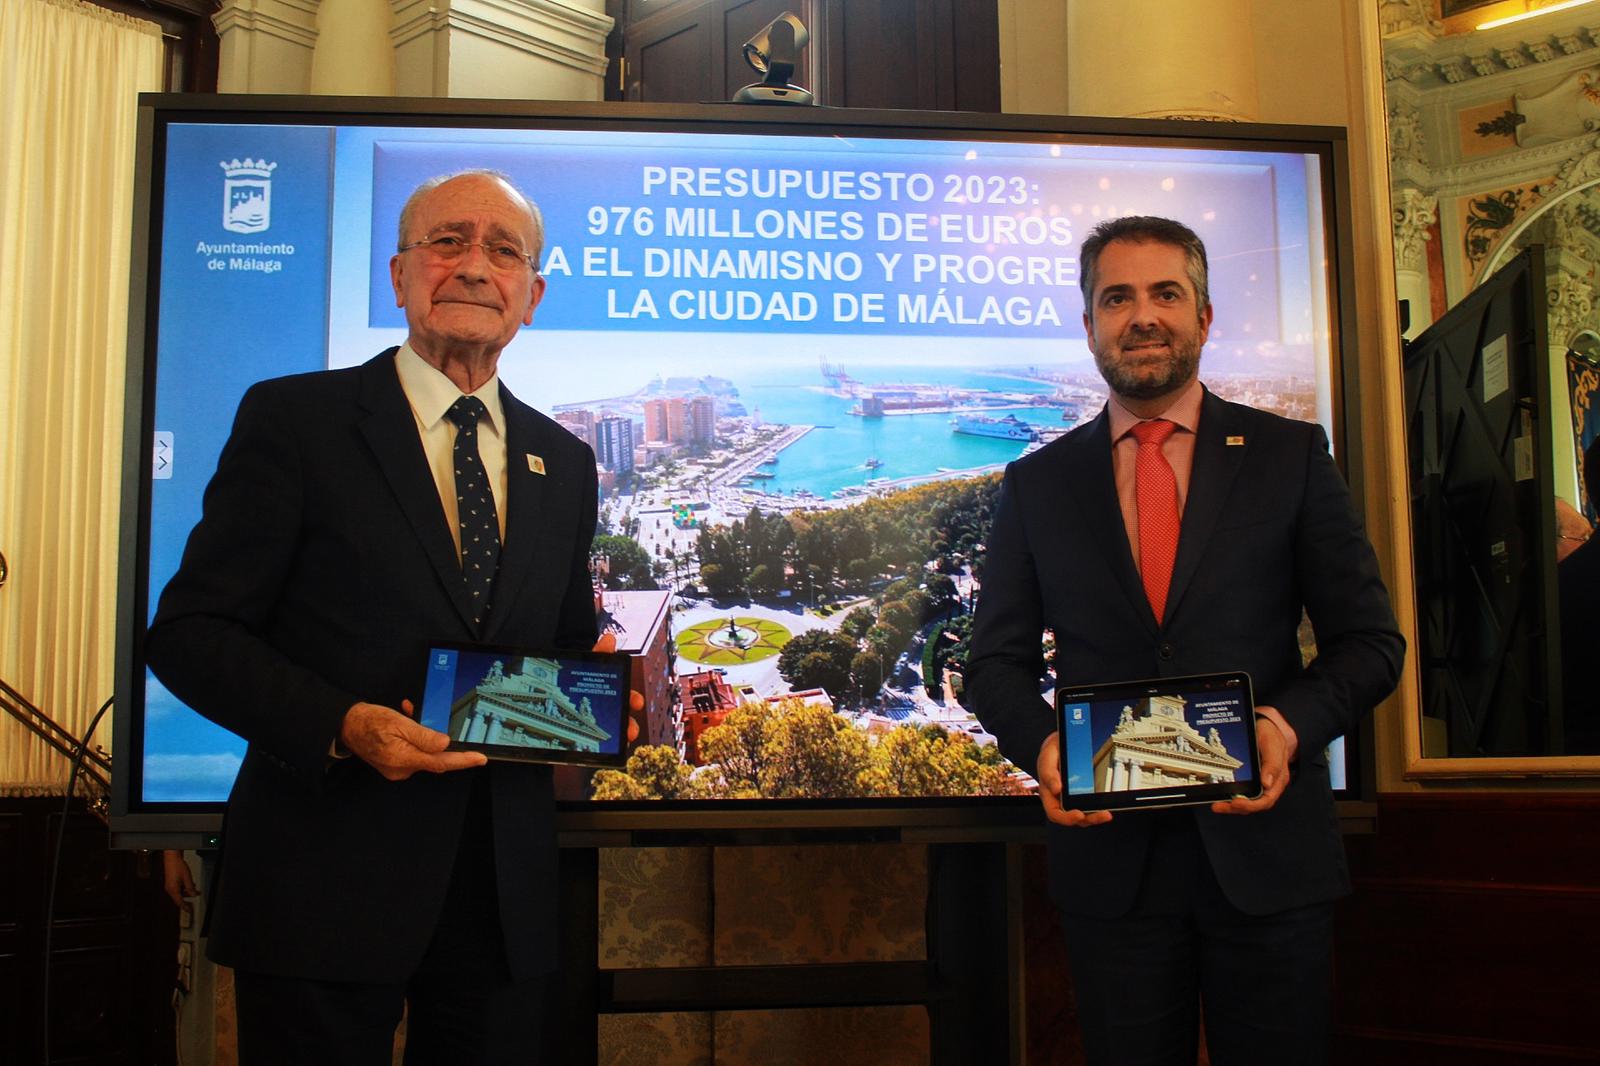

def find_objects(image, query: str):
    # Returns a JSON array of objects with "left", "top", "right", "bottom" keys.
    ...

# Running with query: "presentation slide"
[
  {"left": 138, "top": 119, "right": 1337, "bottom": 804},
  {"left": 1062, "top": 686, "right": 1254, "bottom": 798}
]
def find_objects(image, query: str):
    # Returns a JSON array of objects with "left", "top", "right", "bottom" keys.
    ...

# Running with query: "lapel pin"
[
  {"left": 527, "top": 454, "right": 546, "bottom": 475},
  {"left": 1225, "top": 435, "right": 1245, "bottom": 447}
]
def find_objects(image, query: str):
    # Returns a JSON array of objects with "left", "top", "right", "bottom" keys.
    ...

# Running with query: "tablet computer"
[
  {"left": 418, "top": 642, "right": 632, "bottom": 767},
  {"left": 1055, "top": 671, "right": 1261, "bottom": 812}
]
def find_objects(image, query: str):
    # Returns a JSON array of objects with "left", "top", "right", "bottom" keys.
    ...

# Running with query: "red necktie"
[{"left": 1130, "top": 418, "right": 1180, "bottom": 624}]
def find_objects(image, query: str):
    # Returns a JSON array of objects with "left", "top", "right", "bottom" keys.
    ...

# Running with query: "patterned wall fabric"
[{"left": 595, "top": 844, "right": 931, "bottom": 1062}]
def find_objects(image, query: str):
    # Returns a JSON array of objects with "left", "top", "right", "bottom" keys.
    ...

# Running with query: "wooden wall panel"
[
  {"left": 0, "top": 798, "right": 177, "bottom": 1066},
  {"left": 1020, "top": 795, "right": 1600, "bottom": 1065},
  {"left": 1336, "top": 793, "right": 1600, "bottom": 1064}
]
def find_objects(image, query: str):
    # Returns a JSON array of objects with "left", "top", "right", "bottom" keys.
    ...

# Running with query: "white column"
[
  {"left": 389, "top": 0, "right": 611, "bottom": 100},
  {"left": 484, "top": 714, "right": 503, "bottom": 743},
  {"left": 309, "top": 0, "right": 396, "bottom": 94},
  {"left": 216, "top": 0, "right": 611, "bottom": 101},
  {"left": 1393, "top": 187, "right": 1438, "bottom": 341},
  {"left": 1067, "top": 0, "right": 1259, "bottom": 121},
  {"left": 214, "top": 0, "right": 320, "bottom": 93},
  {"left": 1127, "top": 761, "right": 1142, "bottom": 790}
]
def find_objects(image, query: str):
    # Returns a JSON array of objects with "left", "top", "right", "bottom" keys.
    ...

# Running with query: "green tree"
[
  {"left": 592, "top": 534, "right": 657, "bottom": 590},
  {"left": 747, "top": 562, "right": 781, "bottom": 597},
  {"left": 859, "top": 724, "right": 1022, "bottom": 797},
  {"left": 851, "top": 649, "right": 885, "bottom": 702},
  {"left": 923, "top": 573, "right": 958, "bottom": 619},
  {"left": 776, "top": 629, "right": 856, "bottom": 696},
  {"left": 590, "top": 744, "right": 692, "bottom": 799},
  {"left": 839, "top": 606, "right": 876, "bottom": 640},
  {"left": 697, "top": 700, "right": 777, "bottom": 792},
  {"left": 757, "top": 701, "right": 873, "bottom": 798}
]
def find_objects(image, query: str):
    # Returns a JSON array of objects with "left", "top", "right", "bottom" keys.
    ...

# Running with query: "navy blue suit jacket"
[
  {"left": 147, "top": 349, "right": 599, "bottom": 982},
  {"left": 967, "top": 388, "right": 1403, "bottom": 917}
]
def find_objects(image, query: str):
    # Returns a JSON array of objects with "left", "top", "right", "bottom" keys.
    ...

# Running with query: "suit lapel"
[
  {"left": 1166, "top": 388, "right": 1248, "bottom": 624},
  {"left": 356, "top": 349, "right": 479, "bottom": 632},
  {"left": 485, "top": 388, "right": 551, "bottom": 641},
  {"left": 1070, "top": 409, "right": 1159, "bottom": 638}
]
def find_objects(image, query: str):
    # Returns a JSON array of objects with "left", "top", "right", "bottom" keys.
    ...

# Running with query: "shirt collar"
[
  {"left": 1107, "top": 376, "right": 1204, "bottom": 442},
  {"left": 394, "top": 342, "right": 504, "bottom": 438}
]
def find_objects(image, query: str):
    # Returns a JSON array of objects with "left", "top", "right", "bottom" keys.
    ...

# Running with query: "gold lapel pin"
[
  {"left": 1225, "top": 435, "right": 1245, "bottom": 447},
  {"left": 527, "top": 454, "right": 546, "bottom": 475}
]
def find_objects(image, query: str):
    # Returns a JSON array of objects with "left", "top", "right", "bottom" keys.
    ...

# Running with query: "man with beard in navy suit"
[{"left": 967, "top": 216, "right": 1403, "bottom": 1066}]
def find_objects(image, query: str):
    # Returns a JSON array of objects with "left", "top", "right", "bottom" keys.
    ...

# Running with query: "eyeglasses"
[{"left": 398, "top": 233, "right": 536, "bottom": 273}]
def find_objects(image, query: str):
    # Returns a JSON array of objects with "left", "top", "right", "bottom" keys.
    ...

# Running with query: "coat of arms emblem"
[{"left": 220, "top": 159, "right": 276, "bottom": 234}]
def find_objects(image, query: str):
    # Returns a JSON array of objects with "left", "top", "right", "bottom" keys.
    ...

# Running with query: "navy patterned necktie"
[{"left": 446, "top": 396, "right": 500, "bottom": 629}]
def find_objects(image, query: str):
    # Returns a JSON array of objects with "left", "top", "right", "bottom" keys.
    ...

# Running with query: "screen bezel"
[{"left": 111, "top": 94, "right": 1365, "bottom": 846}]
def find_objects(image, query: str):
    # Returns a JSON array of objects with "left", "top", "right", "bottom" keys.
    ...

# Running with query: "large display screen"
[{"left": 114, "top": 98, "right": 1355, "bottom": 837}]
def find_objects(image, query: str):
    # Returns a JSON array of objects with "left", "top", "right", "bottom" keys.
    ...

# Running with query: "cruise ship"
[{"left": 952, "top": 413, "right": 1039, "bottom": 442}]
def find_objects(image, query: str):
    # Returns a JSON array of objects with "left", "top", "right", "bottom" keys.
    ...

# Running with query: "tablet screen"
[
  {"left": 419, "top": 643, "right": 632, "bottom": 767},
  {"left": 1056, "top": 672, "right": 1259, "bottom": 812}
]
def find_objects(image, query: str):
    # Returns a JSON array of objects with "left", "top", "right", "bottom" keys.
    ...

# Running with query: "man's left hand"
[
  {"left": 1212, "top": 707, "right": 1289, "bottom": 816},
  {"left": 593, "top": 632, "right": 645, "bottom": 744}
]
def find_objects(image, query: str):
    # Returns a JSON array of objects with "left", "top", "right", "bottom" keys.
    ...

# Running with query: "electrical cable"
[{"left": 40, "top": 693, "right": 114, "bottom": 1065}]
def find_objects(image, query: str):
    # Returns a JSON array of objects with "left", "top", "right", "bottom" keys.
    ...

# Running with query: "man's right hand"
[
  {"left": 1036, "top": 731, "right": 1113, "bottom": 828},
  {"left": 338, "top": 701, "right": 488, "bottom": 781}
]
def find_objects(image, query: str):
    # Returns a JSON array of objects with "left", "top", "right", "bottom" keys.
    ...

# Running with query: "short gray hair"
[
  {"left": 396, "top": 169, "right": 545, "bottom": 269},
  {"left": 1079, "top": 215, "right": 1209, "bottom": 320}
]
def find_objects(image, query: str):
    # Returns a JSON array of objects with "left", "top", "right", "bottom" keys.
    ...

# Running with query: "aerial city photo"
[{"left": 533, "top": 349, "right": 1317, "bottom": 802}]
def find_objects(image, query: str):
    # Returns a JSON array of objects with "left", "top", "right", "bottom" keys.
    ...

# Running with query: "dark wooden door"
[
  {"left": 607, "top": 0, "right": 998, "bottom": 111},
  {"left": 611, "top": 0, "right": 817, "bottom": 104}
]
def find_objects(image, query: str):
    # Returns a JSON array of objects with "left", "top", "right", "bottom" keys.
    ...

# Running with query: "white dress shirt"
[{"left": 393, "top": 342, "right": 509, "bottom": 551}]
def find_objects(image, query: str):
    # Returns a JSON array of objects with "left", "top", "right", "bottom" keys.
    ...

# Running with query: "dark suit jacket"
[
  {"left": 146, "top": 349, "right": 599, "bottom": 983},
  {"left": 1559, "top": 537, "right": 1600, "bottom": 753},
  {"left": 967, "top": 388, "right": 1403, "bottom": 918}
]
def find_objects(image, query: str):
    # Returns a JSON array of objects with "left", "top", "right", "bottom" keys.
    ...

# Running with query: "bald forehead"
[{"left": 406, "top": 175, "right": 536, "bottom": 240}]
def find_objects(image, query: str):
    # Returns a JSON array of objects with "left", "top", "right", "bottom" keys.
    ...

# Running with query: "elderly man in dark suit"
[
  {"left": 967, "top": 216, "right": 1404, "bottom": 1066},
  {"left": 147, "top": 171, "right": 598, "bottom": 1065}
]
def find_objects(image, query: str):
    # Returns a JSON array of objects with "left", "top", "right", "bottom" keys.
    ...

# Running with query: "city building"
[
  {"left": 677, "top": 668, "right": 740, "bottom": 764},
  {"left": 594, "top": 415, "right": 635, "bottom": 474},
  {"left": 642, "top": 398, "right": 668, "bottom": 443},
  {"left": 448, "top": 656, "right": 613, "bottom": 753},
  {"left": 554, "top": 408, "right": 596, "bottom": 446},
  {"left": 689, "top": 395, "right": 716, "bottom": 443},
  {"left": 1090, "top": 695, "right": 1242, "bottom": 792},
  {"left": 665, "top": 397, "right": 690, "bottom": 443},
  {"left": 595, "top": 589, "right": 675, "bottom": 752}
]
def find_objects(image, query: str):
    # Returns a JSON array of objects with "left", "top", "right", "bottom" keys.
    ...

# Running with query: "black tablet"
[
  {"left": 418, "top": 642, "right": 632, "bottom": 767},
  {"left": 1055, "top": 671, "right": 1261, "bottom": 812}
]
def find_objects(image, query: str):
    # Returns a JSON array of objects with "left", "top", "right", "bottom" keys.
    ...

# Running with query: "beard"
[{"left": 1091, "top": 324, "right": 1203, "bottom": 401}]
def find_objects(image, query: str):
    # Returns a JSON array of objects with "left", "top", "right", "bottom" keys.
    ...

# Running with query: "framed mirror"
[{"left": 1381, "top": 0, "right": 1600, "bottom": 773}]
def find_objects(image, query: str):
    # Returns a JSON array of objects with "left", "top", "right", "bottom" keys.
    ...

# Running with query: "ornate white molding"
[
  {"left": 1549, "top": 270, "right": 1597, "bottom": 350},
  {"left": 1398, "top": 132, "right": 1596, "bottom": 200},
  {"left": 1384, "top": 17, "right": 1600, "bottom": 89},
  {"left": 213, "top": 0, "right": 320, "bottom": 49},
  {"left": 1378, "top": 0, "right": 1438, "bottom": 38},
  {"left": 1389, "top": 99, "right": 1427, "bottom": 168},
  {"left": 390, "top": 0, "right": 611, "bottom": 78},
  {"left": 1393, "top": 187, "right": 1438, "bottom": 271},
  {"left": 1553, "top": 135, "right": 1600, "bottom": 197},
  {"left": 1135, "top": 112, "right": 1247, "bottom": 123}
]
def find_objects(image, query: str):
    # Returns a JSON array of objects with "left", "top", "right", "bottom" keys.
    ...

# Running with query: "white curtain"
[{"left": 0, "top": 0, "right": 163, "bottom": 792}]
